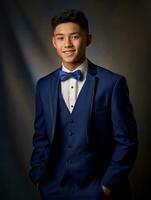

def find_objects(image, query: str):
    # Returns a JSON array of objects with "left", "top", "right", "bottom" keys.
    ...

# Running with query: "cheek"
[
  {"left": 53, "top": 40, "right": 61, "bottom": 49},
  {"left": 57, "top": 49, "right": 63, "bottom": 57},
  {"left": 55, "top": 44, "right": 62, "bottom": 53},
  {"left": 78, "top": 43, "right": 86, "bottom": 54},
  {"left": 78, "top": 40, "right": 87, "bottom": 50}
]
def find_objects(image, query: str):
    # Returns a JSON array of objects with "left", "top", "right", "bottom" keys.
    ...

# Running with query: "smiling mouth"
[{"left": 63, "top": 50, "right": 75, "bottom": 56}]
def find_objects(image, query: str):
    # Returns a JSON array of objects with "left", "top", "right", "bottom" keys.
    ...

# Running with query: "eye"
[
  {"left": 71, "top": 34, "right": 80, "bottom": 40},
  {"left": 56, "top": 36, "right": 64, "bottom": 41}
]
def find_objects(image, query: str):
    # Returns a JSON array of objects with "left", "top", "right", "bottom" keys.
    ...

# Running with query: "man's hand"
[{"left": 101, "top": 185, "right": 111, "bottom": 196}]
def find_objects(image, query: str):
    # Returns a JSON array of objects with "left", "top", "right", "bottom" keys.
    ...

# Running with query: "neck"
[{"left": 63, "top": 58, "right": 86, "bottom": 71}]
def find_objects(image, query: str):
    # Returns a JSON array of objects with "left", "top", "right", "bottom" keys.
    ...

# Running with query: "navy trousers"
[{"left": 38, "top": 171, "right": 107, "bottom": 200}]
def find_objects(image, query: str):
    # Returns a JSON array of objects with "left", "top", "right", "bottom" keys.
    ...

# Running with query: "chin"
[
  {"left": 62, "top": 56, "right": 84, "bottom": 66},
  {"left": 63, "top": 58, "right": 77, "bottom": 64}
]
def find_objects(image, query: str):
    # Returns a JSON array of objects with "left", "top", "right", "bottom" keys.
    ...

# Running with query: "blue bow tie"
[{"left": 59, "top": 69, "right": 83, "bottom": 81}]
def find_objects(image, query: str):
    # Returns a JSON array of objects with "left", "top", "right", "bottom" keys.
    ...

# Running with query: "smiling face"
[{"left": 52, "top": 22, "right": 91, "bottom": 71}]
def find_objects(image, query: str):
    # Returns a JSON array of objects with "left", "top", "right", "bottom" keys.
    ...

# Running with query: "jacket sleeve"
[
  {"left": 29, "top": 80, "right": 50, "bottom": 184},
  {"left": 101, "top": 76, "right": 138, "bottom": 191}
]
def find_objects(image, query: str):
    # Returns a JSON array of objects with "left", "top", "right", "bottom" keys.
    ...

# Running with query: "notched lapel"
[
  {"left": 86, "top": 62, "right": 98, "bottom": 133},
  {"left": 48, "top": 70, "right": 60, "bottom": 144}
]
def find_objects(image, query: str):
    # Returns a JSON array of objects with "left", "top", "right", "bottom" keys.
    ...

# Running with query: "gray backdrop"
[{"left": 1, "top": 0, "right": 151, "bottom": 199}]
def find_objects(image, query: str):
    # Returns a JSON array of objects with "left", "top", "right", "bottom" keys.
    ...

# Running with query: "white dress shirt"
[{"left": 61, "top": 59, "right": 88, "bottom": 113}]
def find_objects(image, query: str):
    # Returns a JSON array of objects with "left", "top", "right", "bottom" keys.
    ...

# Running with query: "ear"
[
  {"left": 86, "top": 34, "right": 92, "bottom": 46},
  {"left": 52, "top": 37, "right": 56, "bottom": 48}
]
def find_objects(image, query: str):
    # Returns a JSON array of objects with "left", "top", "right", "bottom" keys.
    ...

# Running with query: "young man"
[{"left": 29, "top": 9, "right": 138, "bottom": 200}]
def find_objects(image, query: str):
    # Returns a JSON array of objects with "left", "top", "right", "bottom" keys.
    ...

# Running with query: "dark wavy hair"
[{"left": 51, "top": 9, "right": 89, "bottom": 32}]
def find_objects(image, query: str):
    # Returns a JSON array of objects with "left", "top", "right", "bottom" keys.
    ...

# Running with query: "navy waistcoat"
[{"left": 48, "top": 80, "right": 101, "bottom": 185}]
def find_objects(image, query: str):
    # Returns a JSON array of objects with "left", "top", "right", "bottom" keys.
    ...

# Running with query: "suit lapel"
[
  {"left": 48, "top": 69, "right": 60, "bottom": 144},
  {"left": 86, "top": 61, "right": 98, "bottom": 134}
]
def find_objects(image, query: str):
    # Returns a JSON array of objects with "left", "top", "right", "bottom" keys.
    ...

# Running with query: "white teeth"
[
  {"left": 64, "top": 51, "right": 74, "bottom": 53},
  {"left": 63, "top": 51, "right": 75, "bottom": 55}
]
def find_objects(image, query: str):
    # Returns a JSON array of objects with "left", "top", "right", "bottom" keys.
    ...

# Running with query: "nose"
[{"left": 64, "top": 37, "right": 73, "bottom": 48}]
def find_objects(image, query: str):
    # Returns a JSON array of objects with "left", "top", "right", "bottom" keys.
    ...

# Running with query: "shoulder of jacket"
[{"left": 36, "top": 67, "right": 60, "bottom": 86}]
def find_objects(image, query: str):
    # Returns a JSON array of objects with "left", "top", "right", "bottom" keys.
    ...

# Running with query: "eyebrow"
[{"left": 54, "top": 32, "right": 80, "bottom": 36}]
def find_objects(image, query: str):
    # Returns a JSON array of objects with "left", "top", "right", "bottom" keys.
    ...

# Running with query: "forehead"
[{"left": 53, "top": 22, "right": 83, "bottom": 35}]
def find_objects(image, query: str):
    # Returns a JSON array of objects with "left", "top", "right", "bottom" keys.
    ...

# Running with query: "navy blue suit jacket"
[{"left": 29, "top": 60, "right": 137, "bottom": 193}]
